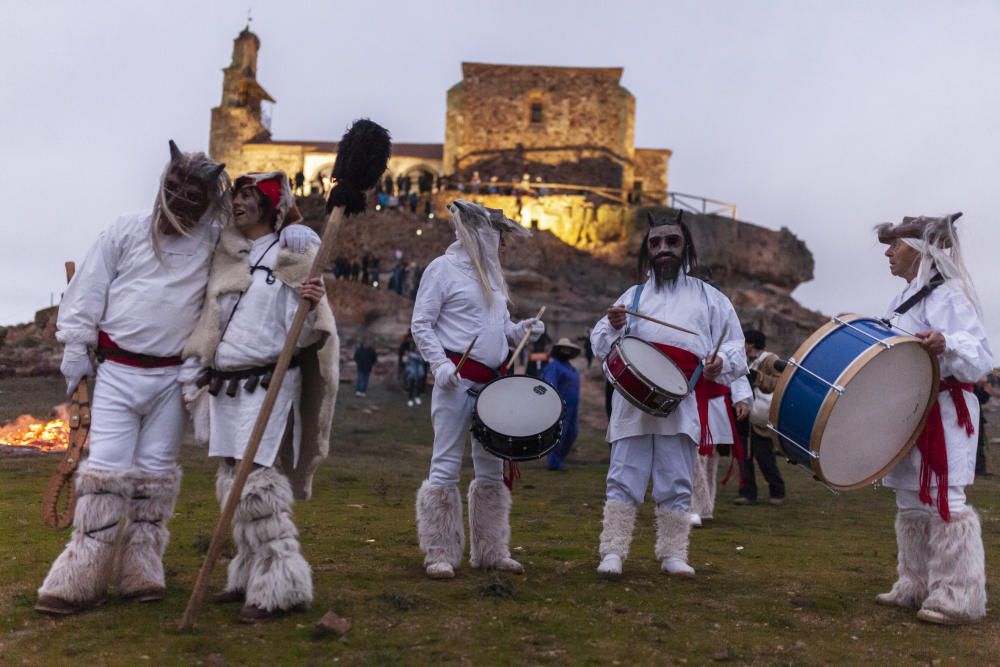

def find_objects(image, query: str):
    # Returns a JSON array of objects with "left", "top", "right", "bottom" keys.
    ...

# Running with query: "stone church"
[{"left": 209, "top": 27, "right": 671, "bottom": 202}]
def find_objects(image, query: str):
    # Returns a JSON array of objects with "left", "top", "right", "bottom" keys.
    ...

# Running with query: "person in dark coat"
[
  {"left": 353, "top": 338, "right": 378, "bottom": 397},
  {"left": 541, "top": 338, "right": 582, "bottom": 471}
]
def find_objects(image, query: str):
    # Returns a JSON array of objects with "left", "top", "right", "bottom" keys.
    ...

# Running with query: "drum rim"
[
  {"left": 616, "top": 336, "right": 690, "bottom": 399},
  {"left": 770, "top": 313, "right": 940, "bottom": 490},
  {"left": 472, "top": 374, "right": 565, "bottom": 461}
]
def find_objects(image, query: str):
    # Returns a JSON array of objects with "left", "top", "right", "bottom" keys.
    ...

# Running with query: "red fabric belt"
[
  {"left": 652, "top": 342, "right": 744, "bottom": 487},
  {"left": 916, "top": 376, "right": 975, "bottom": 522},
  {"left": 445, "top": 351, "right": 505, "bottom": 384},
  {"left": 97, "top": 331, "right": 183, "bottom": 368}
]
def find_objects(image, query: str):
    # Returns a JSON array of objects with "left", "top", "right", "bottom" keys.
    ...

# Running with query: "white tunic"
[
  {"left": 882, "top": 279, "right": 993, "bottom": 490},
  {"left": 57, "top": 211, "right": 219, "bottom": 354},
  {"left": 411, "top": 241, "right": 520, "bottom": 373},
  {"left": 208, "top": 234, "right": 320, "bottom": 467},
  {"left": 707, "top": 375, "right": 752, "bottom": 445},
  {"left": 592, "top": 274, "right": 748, "bottom": 445}
]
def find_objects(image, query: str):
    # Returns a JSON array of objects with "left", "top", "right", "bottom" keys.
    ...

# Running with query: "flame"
[{"left": 0, "top": 414, "right": 70, "bottom": 451}]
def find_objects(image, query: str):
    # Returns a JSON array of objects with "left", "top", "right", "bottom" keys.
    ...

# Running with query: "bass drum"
[{"left": 472, "top": 375, "right": 564, "bottom": 461}]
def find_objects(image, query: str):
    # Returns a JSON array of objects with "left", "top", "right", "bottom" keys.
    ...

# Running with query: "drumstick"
[
  {"left": 454, "top": 336, "right": 478, "bottom": 376},
  {"left": 504, "top": 306, "right": 546, "bottom": 374},
  {"left": 707, "top": 323, "right": 729, "bottom": 363},
  {"left": 624, "top": 309, "right": 697, "bottom": 336}
]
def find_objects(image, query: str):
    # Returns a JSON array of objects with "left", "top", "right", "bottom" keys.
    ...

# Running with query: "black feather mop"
[{"left": 326, "top": 119, "right": 392, "bottom": 215}]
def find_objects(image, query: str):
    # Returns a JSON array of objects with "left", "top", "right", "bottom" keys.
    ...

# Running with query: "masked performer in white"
[
  {"left": 183, "top": 172, "right": 338, "bottom": 623},
  {"left": 36, "top": 143, "right": 319, "bottom": 616},
  {"left": 689, "top": 376, "right": 751, "bottom": 527},
  {"left": 874, "top": 212, "right": 992, "bottom": 625},
  {"left": 591, "top": 211, "right": 747, "bottom": 578},
  {"left": 410, "top": 200, "right": 544, "bottom": 580}
]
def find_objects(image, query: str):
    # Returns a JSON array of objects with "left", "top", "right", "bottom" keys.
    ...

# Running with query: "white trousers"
[
  {"left": 86, "top": 361, "right": 185, "bottom": 474},
  {"left": 427, "top": 381, "right": 502, "bottom": 488},
  {"left": 895, "top": 486, "right": 968, "bottom": 516},
  {"left": 606, "top": 434, "right": 696, "bottom": 511}
]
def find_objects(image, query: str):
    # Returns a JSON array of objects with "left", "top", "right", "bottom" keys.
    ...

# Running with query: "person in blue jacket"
[{"left": 541, "top": 338, "right": 582, "bottom": 471}]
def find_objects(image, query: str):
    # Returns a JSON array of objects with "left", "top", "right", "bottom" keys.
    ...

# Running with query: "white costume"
[
  {"left": 184, "top": 172, "right": 338, "bottom": 619},
  {"left": 591, "top": 273, "right": 746, "bottom": 577},
  {"left": 410, "top": 200, "right": 541, "bottom": 579},
  {"left": 37, "top": 143, "right": 230, "bottom": 614},
  {"left": 874, "top": 213, "right": 992, "bottom": 625},
  {"left": 691, "top": 375, "right": 752, "bottom": 524}
]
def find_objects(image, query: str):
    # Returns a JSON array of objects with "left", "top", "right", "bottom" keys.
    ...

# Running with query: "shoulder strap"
[
  {"left": 624, "top": 283, "right": 645, "bottom": 336},
  {"left": 891, "top": 272, "right": 945, "bottom": 319}
]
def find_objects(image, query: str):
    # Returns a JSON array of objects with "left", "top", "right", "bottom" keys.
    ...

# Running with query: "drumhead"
[
  {"left": 816, "top": 340, "right": 936, "bottom": 488},
  {"left": 477, "top": 376, "right": 563, "bottom": 438},
  {"left": 620, "top": 338, "right": 689, "bottom": 395}
]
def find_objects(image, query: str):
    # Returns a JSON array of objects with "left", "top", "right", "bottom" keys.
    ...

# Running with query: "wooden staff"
[
  {"left": 624, "top": 309, "right": 697, "bottom": 336},
  {"left": 178, "top": 120, "right": 391, "bottom": 632},
  {"left": 503, "top": 306, "right": 545, "bottom": 374},
  {"left": 454, "top": 336, "right": 478, "bottom": 376}
]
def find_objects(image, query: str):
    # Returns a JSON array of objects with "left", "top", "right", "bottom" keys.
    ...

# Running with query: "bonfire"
[{"left": 0, "top": 414, "right": 69, "bottom": 451}]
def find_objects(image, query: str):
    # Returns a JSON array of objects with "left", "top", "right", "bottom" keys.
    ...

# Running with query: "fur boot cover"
[
  {"left": 38, "top": 462, "right": 131, "bottom": 604},
  {"left": 599, "top": 500, "right": 638, "bottom": 560},
  {"left": 919, "top": 508, "right": 986, "bottom": 622},
  {"left": 216, "top": 463, "right": 251, "bottom": 595},
  {"left": 468, "top": 479, "right": 521, "bottom": 572},
  {"left": 118, "top": 466, "right": 182, "bottom": 598},
  {"left": 232, "top": 466, "right": 313, "bottom": 612},
  {"left": 416, "top": 480, "right": 465, "bottom": 569},
  {"left": 691, "top": 453, "right": 719, "bottom": 519},
  {"left": 655, "top": 506, "right": 693, "bottom": 564},
  {"left": 876, "top": 510, "right": 931, "bottom": 609}
]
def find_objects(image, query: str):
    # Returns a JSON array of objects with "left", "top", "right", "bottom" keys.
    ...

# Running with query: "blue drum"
[{"left": 768, "top": 314, "right": 939, "bottom": 490}]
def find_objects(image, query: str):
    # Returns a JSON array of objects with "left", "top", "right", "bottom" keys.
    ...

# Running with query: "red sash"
[
  {"left": 445, "top": 351, "right": 506, "bottom": 384},
  {"left": 653, "top": 343, "right": 744, "bottom": 487},
  {"left": 97, "top": 331, "right": 182, "bottom": 368},
  {"left": 915, "top": 377, "right": 975, "bottom": 522}
]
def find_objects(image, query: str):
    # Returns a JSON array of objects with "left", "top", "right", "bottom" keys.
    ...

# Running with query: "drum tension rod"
[
  {"left": 786, "top": 358, "right": 845, "bottom": 395},
  {"left": 832, "top": 316, "right": 893, "bottom": 349},
  {"left": 766, "top": 423, "right": 819, "bottom": 460}
]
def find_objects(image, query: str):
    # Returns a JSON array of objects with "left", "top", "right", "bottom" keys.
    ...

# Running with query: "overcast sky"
[{"left": 2, "top": 1, "right": 998, "bottom": 351}]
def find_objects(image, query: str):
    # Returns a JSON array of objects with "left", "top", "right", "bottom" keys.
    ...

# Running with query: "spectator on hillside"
[
  {"left": 353, "top": 338, "right": 378, "bottom": 398},
  {"left": 409, "top": 191, "right": 419, "bottom": 213},
  {"left": 349, "top": 258, "right": 360, "bottom": 281},
  {"left": 294, "top": 171, "right": 305, "bottom": 196},
  {"left": 383, "top": 174, "right": 394, "bottom": 195},
  {"left": 404, "top": 348, "right": 427, "bottom": 407}
]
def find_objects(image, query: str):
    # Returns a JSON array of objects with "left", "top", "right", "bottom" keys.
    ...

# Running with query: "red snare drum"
[{"left": 603, "top": 336, "right": 690, "bottom": 416}]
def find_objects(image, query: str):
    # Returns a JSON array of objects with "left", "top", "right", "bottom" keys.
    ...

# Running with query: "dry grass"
[{"left": 2, "top": 375, "right": 1000, "bottom": 666}]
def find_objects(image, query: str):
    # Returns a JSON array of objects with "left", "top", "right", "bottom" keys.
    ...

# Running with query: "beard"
[{"left": 651, "top": 253, "right": 682, "bottom": 287}]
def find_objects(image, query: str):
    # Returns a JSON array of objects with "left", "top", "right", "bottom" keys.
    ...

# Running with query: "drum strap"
[
  {"left": 624, "top": 284, "right": 644, "bottom": 336},
  {"left": 887, "top": 272, "right": 945, "bottom": 321}
]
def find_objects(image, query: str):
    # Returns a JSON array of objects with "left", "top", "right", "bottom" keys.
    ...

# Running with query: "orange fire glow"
[{"left": 0, "top": 415, "right": 69, "bottom": 451}]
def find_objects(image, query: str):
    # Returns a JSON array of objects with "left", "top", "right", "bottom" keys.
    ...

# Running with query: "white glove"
[
  {"left": 433, "top": 361, "right": 461, "bottom": 391},
  {"left": 516, "top": 318, "right": 545, "bottom": 343},
  {"left": 178, "top": 357, "right": 202, "bottom": 385},
  {"left": 60, "top": 343, "right": 93, "bottom": 396},
  {"left": 280, "top": 225, "right": 320, "bottom": 254}
]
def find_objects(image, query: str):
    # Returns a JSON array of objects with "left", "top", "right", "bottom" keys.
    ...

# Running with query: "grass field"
[{"left": 1, "top": 375, "right": 999, "bottom": 666}]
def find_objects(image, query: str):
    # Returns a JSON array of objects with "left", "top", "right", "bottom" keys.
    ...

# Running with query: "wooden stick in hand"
[
  {"left": 623, "top": 309, "right": 697, "bottom": 336},
  {"left": 504, "top": 306, "right": 545, "bottom": 374},
  {"left": 454, "top": 336, "right": 478, "bottom": 376}
]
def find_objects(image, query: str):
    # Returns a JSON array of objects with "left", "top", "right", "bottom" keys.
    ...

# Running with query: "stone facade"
[{"left": 207, "top": 30, "right": 671, "bottom": 207}]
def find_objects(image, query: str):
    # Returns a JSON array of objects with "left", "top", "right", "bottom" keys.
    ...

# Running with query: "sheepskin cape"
[{"left": 184, "top": 226, "right": 340, "bottom": 500}]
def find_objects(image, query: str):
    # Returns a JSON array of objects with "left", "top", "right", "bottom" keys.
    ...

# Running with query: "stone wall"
[
  {"left": 634, "top": 149, "right": 670, "bottom": 194},
  {"left": 443, "top": 63, "right": 637, "bottom": 189}
]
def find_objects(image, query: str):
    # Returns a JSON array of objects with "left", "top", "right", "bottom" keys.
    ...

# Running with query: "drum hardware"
[
  {"left": 832, "top": 316, "right": 893, "bottom": 349},
  {"left": 784, "top": 358, "right": 845, "bottom": 395},
  {"left": 766, "top": 423, "right": 818, "bottom": 459},
  {"left": 471, "top": 374, "right": 564, "bottom": 461},
  {"left": 604, "top": 336, "right": 689, "bottom": 417}
]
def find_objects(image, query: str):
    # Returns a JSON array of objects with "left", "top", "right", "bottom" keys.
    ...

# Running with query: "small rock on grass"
[{"left": 314, "top": 610, "right": 351, "bottom": 638}]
